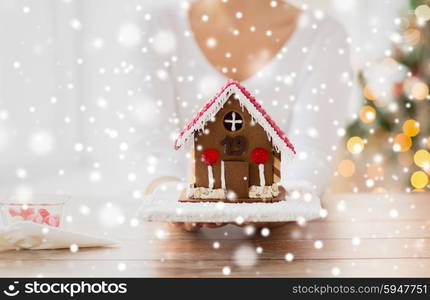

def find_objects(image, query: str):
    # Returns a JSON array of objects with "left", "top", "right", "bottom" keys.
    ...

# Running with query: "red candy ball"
[
  {"left": 251, "top": 148, "right": 269, "bottom": 164},
  {"left": 38, "top": 208, "right": 50, "bottom": 219},
  {"left": 8, "top": 208, "right": 21, "bottom": 217},
  {"left": 21, "top": 208, "right": 35, "bottom": 219},
  {"left": 201, "top": 148, "right": 219, "bottom": 166},
  {"left": 45, "top": 215, "right": 60, "bottom": 227}
]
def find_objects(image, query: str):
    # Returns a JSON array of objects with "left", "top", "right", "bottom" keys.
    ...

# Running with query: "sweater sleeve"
[
  {"left": 283, "top": 22, "right": 352, "bottom": 196},
  {"left": 133, "top": 14, "right": 188, "bottom": 191}
]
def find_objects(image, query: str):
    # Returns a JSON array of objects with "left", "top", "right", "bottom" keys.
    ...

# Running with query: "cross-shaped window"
[{"left": 223, "top": 111, "right": 243, "bottom": 132}]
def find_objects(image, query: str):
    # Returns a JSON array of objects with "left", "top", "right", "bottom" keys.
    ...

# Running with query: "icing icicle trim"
[{"left": 174, "top": 80, "right": 296, "bottom": 161}]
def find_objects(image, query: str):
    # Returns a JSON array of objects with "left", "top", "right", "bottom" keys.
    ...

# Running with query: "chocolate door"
[
  {"left": 223, "top": 161, "right": 249, "bottom": 199},
  {"left": 194, "top": 95, "right": 274, "bottom": 189}
]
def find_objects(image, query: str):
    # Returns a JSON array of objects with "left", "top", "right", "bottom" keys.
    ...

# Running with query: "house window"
[{"left": 223, "top": 111, "right": 243, "bottom": 132}]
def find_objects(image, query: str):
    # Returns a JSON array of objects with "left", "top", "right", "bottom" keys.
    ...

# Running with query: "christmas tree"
[{"left": 343, "top": 0, "right": 430, "bottom": 192}]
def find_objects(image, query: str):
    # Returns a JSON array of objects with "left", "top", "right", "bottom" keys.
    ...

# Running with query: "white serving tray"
[{"left": 138, "top": 181, "right": 322, "bottom": 223}]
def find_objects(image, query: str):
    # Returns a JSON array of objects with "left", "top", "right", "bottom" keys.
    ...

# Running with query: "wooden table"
[{"left": 1, "top": 193, "right": 429, "bottom": 277}]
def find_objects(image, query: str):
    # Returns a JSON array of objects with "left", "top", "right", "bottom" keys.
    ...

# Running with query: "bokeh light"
[
  {"left": 130, "top": 97, "right": 159, "bottom": 125},
  {"left": 233, "top": 245, "right": 257, "bottom": 268},
  {"left": 410, "top": 171, "right": 429, "bottom": 189},
  {"left": 394, "top": 133, "right": 412, "bottom": 152},
  {"left": 402, "top": 119, "right": 420, "bottom": 137},
  {"left": 98, "top": 203, "right": 125, "bottom": 227},
  {"left": 152, "top": 30, "right": 177, "bottom": 55},
  {"left": 117, "top": 23, "right": 141, "bottom": 48},
  {"left": 411, "top": 81, "right": 429, "bottom": 100},
  {"left": 28, "top": 130, "right": 55, "bottom": 155},
  {"left": 415, "top": 4, "right": 430, "bottom": 21},
  {"left": 359, "top": 105, "right": 376, "bottom": 123},
  {"left": 414, "top": 149, "right": 430, "bottom": 169},
  {"left": 346, "top": 136, "right": 364, "bottom": 154},
  {"left": 347, "top": 136, "right": 364, "bottom": 154},
  {"left": 338, "top": 159, "right": 356, "bottom": 177},
  {"left": 404, "top": 28, "right": 421, "bottom": 45}
]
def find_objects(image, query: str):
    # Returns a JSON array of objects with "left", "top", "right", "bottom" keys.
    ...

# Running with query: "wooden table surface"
[{"left": 1, "top": 193, "right": 429, "bottom": 277}]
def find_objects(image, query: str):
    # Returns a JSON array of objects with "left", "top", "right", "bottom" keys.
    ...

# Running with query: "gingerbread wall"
[{"left": 194, "top": 94, "right": 275, "bottom": 190}]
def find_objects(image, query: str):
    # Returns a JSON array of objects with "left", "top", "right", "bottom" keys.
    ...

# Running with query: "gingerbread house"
[{"left": 174, "top": 80, "right": 296, "bottom": 202}]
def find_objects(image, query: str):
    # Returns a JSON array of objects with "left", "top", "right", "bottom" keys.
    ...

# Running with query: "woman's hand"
[{"left": 144, "top": 176, "right": 182, "bottom": 196}]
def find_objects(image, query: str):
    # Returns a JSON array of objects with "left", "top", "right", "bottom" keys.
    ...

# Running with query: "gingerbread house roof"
[{"left": 174, "top": 80, "right": 296, "bottom": 158}]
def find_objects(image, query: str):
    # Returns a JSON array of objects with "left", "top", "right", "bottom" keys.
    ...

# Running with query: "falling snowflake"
[
  {"left": 233, "top": 245, "right": 257, "bottom": 267},
  {"left": 15, "top": 168, "right": 28, "bottom": 179},
  {"left": 285, "top": 253, "right": 294, "bottom": 262},
  {"left": 152, "top": 31, "right": 177, "bottom": 55},
  {"left": 331, "top": 267, "right": 341, "bottom": 276},
  {"left": 70, "top": 244, "right": 79, "bottom": 253},
  {"left": 222, "top": 266, "right": 231, "bottom": 276},
  {"left": 117, "top": 23, "right": 141, "bottom": 48},
  {"left": 98, "top": 203, "right": 124, "bottom": 227},
  {"left": 261, "top": 227, "right": 270, "bottom": 237},
  {"left": 117, "top": 262, "right": 127, "bottom": 271},
  {"left": 314, "top": 240, "right": 324, "bottom": 249},
  {"left": 69, "top": 18, "right": 82, "bottom": 30},
  {"left": 235, "top": 216, "right": 244, "bottom": 225}
]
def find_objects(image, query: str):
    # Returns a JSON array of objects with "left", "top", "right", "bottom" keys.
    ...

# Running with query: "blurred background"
[{"left": 0, "top": 0, "right": 429, "bottom": 199}]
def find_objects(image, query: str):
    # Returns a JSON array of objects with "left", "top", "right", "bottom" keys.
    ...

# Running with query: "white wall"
[{"left": 0, "top": 0, "right": 81, "bottom": 185}]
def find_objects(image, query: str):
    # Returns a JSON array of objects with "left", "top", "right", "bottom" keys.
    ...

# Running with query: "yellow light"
[
  {"left": 414, "top": 149, "right": 430, "bottom": 169},
  {"left": 415, "top": 4, "right": 430, "bottom": 21},
  {"left": 394, "top": 134, "right": 412, "bottom": 152},
  {"left": 402, "top": 119, "right": 420, "bottom": 137},
  {"left": 347, "top": 136, "right": 364, "bottom": 154},
  {"left": 359, "top": 106, "right": 376, "bottom": 123},
  {"left": 411, "top": 82, "right": 429, "bottom": 100},
  {"left": 411, "top": 171, "right": 429, "bottom": 189},
  {"left": 338, "top": 159, "right": 356, "bottom": 177},
  {"left": 363, "top": 85, "right": 376, "bottom": 101}
]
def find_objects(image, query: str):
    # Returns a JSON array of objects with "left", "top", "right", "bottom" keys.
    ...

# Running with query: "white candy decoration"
[
  {"left": 208, "top": 165, "right": 214, "bottom": 189},
  {"left": 258, "top": 164, "right": 265, "bottom": 187}
]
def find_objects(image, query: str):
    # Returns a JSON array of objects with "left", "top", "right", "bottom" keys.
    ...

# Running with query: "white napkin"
[{"left": 0, "top": 222, "right": 118, "bottom": 252}]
